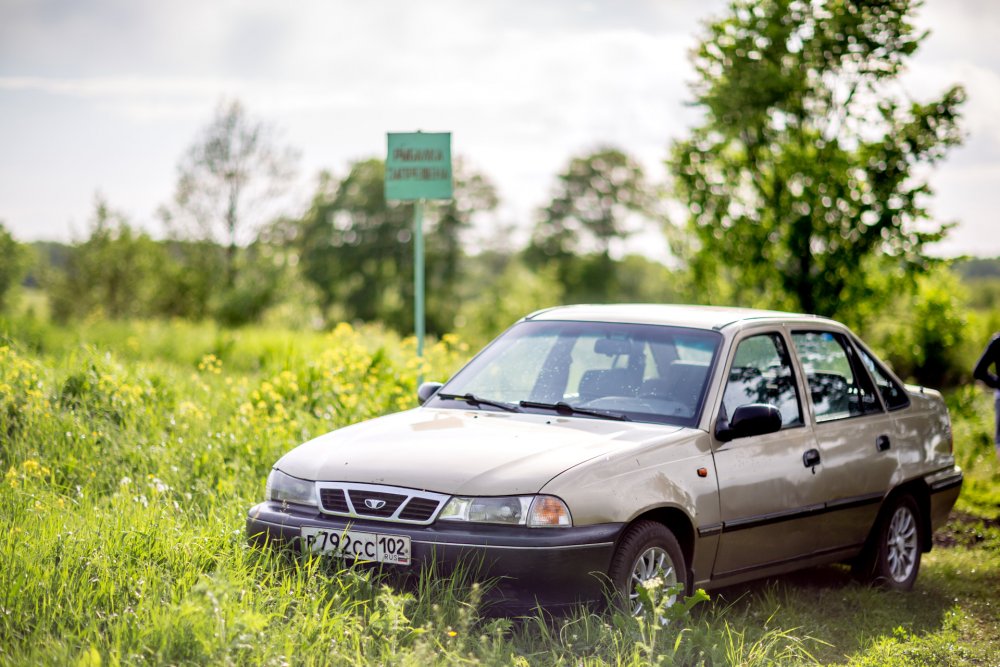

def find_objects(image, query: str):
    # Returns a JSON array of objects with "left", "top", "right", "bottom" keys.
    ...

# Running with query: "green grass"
[{"left": 1, "top": 317, "right": 999, "bottom": 665}]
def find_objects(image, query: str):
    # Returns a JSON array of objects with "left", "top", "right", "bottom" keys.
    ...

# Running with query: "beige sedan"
[{"left": 247, "top": 305, "right": 963, "bottom": 613}]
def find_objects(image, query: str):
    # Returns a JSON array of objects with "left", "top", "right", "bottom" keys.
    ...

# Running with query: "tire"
[
  {"left": 853, "top": 494, "right": 922, "bottom": 590},
  {"left": 608, "top": 520, "right": 688, "bottom": 615}
]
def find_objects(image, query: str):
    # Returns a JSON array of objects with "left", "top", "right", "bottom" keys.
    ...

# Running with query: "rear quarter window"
[{"left": 856, "top": 344, "right": 910, "bottom": 410}]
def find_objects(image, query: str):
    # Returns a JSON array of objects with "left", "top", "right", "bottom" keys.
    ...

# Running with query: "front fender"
[
  {"left": 540, "top": 430, "right": 719, "bottom": 533},
  {"left": 541, "top": 429, "right": 720, "bottom": 586}
]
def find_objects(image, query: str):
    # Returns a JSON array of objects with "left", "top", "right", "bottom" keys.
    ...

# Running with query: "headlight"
[
  {"left": 265, "top": 469, "right": 317, "bottom": 507},
  {"left": 439, "top": 495, "right": 572, "bottom": 527}
]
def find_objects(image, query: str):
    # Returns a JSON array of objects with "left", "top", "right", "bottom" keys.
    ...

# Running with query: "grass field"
[{"left": 1, "top": 317, "right": 998, "bottom": 666}]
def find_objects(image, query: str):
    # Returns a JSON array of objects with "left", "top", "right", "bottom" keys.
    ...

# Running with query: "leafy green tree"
[
  {"left": 49, "top": 198, "right": 172, "bottom": 321},
  {"left": 670, "top": 0, "right": 965, "bottom": 322},
  {"left": 296, "top": 157, "right": 498, "bottom": 334},
  {"left": 164, "top": 99, "right": 298, "bottom": 286},
  {"left": 296, "top": 160, "right": 413, "bottom": 330},
  {"left": 965, "top": 278, "right": 1000, "bottom": 313},
  {"left": 154, "top": 240, "right": 225, "bottom": 320},
  {"left": 0, "top": 222, "right": 29, "bottom": 311},
  {"left": 614, "top": 255, "right": 685, "bottom": 305},
  {"left": 425, "top": 157, "right": 499, "bottom": 333},
  {"left": 864, "top": 265, "right": 969, "bottom": 387},
  {"left": 528, "top": 147, "right": 662, "bottom": 302},
  {"left": 212, "top": 240, "right": 296, "bottom": 327},
  {"left": 954, "top": 257, "right": 1000, "bottom": 311},
  {"left": 456, "top": 255, "right": 564, "bottom": 346}
]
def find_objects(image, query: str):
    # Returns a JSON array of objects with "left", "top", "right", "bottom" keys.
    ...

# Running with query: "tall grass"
[{"left": 1, "top": 317, "right": 997, "bottom": 665}]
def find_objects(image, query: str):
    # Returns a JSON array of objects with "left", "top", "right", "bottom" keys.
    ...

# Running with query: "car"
[{"left": 246, "top": 304, "right": 963, "bottom": 613}]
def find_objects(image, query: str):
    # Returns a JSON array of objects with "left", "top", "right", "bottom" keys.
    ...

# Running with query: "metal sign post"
[
  {"left": 385, "top": 132, "right": 452, "bottom": 381},
  {"left": 413, "top": 199, "right": 425, "bottom": 359}
]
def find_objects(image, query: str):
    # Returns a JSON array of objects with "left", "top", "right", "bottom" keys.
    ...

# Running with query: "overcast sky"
[{"left": 1, "top": 0, "right": 998, "bottom": 259}]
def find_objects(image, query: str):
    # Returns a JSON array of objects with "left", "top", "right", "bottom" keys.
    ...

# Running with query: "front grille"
[
  {"left": 314, "top": 482, "right": 450, "bottom": 525},
  {"left": 398, "top": 497, "right": 441, "bottom": 522},
  {"left": 319, "top": 488, "right": 349, "bottom": 513},
  {"left": 348, "top": 490, "right": 406, "bottom": 518}
]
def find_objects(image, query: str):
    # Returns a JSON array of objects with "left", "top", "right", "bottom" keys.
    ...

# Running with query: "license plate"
[{"left": 300, "top": 526, "right": 411, "bottom": 566}]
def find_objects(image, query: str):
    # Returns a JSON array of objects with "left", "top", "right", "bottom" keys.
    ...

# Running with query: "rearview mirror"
[
  {"left": 594, "top": 338, "right": 631, "bottom": 356},
  {"left": 716, "top": 404, "right": 782, "bottom": 442},
  {"left": 417, "top": 381, "right": 443, "bottom": 405}
]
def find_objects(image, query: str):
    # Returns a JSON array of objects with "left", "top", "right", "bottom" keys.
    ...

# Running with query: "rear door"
[{"left": 789, "top": 330, "right": 895, "bottom": 549}]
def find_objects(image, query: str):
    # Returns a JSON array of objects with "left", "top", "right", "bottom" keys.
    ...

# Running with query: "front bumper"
[{"left": 247, "top": 501, "right": 623, "bottom": 612}]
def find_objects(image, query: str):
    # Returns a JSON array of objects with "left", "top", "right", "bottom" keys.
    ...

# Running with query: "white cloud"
[{"left": 0, "top": 0, "right": 997, "bottom": 259}]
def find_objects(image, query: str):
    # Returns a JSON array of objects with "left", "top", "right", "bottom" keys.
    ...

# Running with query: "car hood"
[{"left": 275, "top": 407, "right": 688, "bottom": 496}]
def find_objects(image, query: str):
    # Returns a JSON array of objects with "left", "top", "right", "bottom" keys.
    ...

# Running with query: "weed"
[{"left": 0, "top": 317, "right": 997, "bottom": 665}]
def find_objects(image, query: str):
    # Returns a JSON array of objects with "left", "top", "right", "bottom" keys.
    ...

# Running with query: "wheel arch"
[
  {"left": 879, "top": 479, "right": 933, "bottom": 554},
  {"left": 617, "top": 506, "right": 696, "bottom": 589}
]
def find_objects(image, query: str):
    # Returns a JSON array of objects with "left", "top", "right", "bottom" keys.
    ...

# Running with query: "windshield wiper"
[
  {"left": 518, "top": 400, "right": 631, "bottom": 421},
  {"left": 436, "top": 393, "right": 521, "bottom": 413}
]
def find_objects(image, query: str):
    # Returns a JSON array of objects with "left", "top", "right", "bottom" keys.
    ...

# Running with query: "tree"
[
  {"left": 296, "top": 157, "right": 498, "bottom": 334},
  {"left": 212, "top": 237, "right": 301, "bottom": 327},
  {"left": 424, "top": 156, "right": 499, "bottom": 333},
  {"left": 456, "top": 256, "right": 564, "bottom": 346},
  {"left": 531, "top": 147, "right": 658, "bottom": 259},
  {"left": 528, "top": 147, "right": 662, "bottom": 302},
  {"left": 155, "top": 239, "right": 225, "bottom": 320},
  {"left": 165, "top": 99, "right": 298, "bottom": 286},
  {"left": 863, "top": 265, "right": 969, "bottom": 387},
  {"left": 296, "top": 160, "right": 414, "bottom": 330},
  {"left": 49, "top": 197, "right": 172, "bottom": 321},
  {"left": 669, "top": 0, "right": 964, "bottom": 322},
  {"left": 0, "top": 222, "right": 29, "bottom": 312}
]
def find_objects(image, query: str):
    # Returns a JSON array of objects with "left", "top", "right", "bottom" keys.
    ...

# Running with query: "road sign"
[
  {"left": 385, "top": 132, "right": 453, "bottom": 201},
  {"left": 385, "top": 131, "right": 452, "bottom": 379}
]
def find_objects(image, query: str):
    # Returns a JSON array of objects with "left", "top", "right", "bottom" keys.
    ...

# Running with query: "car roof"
[{"left": 524, "top": 304, "right": 834, "bottom": 331}]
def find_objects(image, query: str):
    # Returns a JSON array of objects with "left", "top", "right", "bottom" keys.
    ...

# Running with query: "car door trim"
[
  {"left": 699, "top": 490, "right": 884, "bottom": 535},
  {"left": 712, "top": 542, "right": 864, "bottom": 579},
  {"left": 704, "top": 472, "right": 962, "bottom": 538}
]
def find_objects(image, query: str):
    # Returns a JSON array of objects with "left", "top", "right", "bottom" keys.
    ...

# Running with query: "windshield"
[{"left": 430, "top": 320, "right": 722, "bottom": 426}]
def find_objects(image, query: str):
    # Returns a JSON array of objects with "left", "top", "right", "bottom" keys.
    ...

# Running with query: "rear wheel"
[
  {"left": 853, "top": 494, "right": 922, "bottom": 590},
  {"left": 608, "top": 520, "right": 688, "bottom": 614}
]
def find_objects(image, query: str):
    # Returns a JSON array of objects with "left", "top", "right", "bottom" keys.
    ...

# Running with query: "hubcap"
[
  {"left": 886, "top": 506, "right": 918, "bottom": 583},
  {"left": 628, "top": 546, "right": 678, "bottom": 614}
]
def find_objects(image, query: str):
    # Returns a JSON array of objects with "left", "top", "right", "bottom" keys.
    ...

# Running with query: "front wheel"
[
  {"left": 608, "top": 520, "right": 688, "bottom": 614},
  {"left": 854, "top": 494, "right": 922, "bottom": 590}
]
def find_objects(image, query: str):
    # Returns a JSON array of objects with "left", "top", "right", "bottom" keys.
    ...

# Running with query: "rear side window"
[
  {"left": 856, "top": 346, "right": 910, "bottom": 410},
  {"left": 791, "top": 331, "right": 881, "bottom": 422}
]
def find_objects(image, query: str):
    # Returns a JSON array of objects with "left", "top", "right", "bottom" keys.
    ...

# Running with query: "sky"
[{"left": 1, "top": 0, "right": 999, "bottom": 259}]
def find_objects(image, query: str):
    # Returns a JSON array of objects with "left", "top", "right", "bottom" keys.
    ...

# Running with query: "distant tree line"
[{"left": 1, "top": 0, "right": 992, "bottom": 388}]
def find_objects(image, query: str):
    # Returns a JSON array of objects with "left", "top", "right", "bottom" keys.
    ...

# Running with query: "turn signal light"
[{"left": 527, "top": 496, "right": 572, "bottom": 527}]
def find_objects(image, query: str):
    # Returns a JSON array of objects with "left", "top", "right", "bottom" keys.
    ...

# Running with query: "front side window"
[
  {"left": 432, "top": 320, "right": 722, "bottom": 426},
  {"left": 722, "top": 333, "right": 803, "bottom": 428},
  {"left": 791, "top": 331, "right": 881, "bottom": 422}
]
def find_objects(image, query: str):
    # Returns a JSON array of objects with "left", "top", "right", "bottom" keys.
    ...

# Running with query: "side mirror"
[
  {"left": 417, "top": 381, "right": 443, "bottom": 405},
  {"left": 716, "top": 404, "right": 782, "bottom": 442}
]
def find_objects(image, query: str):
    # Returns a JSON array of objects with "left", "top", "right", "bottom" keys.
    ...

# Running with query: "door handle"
[
  {"left": 803, "top": 448, "right": 821, "bottom": 473},
  {"left": 877, "top": 435, "right": 891, "bottom": 452}
]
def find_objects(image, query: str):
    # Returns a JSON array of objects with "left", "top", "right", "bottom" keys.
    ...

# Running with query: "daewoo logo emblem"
[{"left": 364, "top": 498, "right": 387, "bottom": 510}]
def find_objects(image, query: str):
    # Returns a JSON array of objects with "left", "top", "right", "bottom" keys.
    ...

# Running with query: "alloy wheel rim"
[
  {"left": 886, "top": 506, "right": 918, "bottom": 582},
  {"left": 628, "top": 546, "right": 678, "bottom": 614}
]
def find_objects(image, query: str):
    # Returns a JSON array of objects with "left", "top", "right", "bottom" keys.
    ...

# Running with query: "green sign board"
[{"left": 385, "top": 132, "right": 453, "bottom": 201}]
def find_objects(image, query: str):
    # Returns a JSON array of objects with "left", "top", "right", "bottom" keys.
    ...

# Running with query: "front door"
[{"left": 711, "top": 331, "right": 828, "bottom": 578}]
